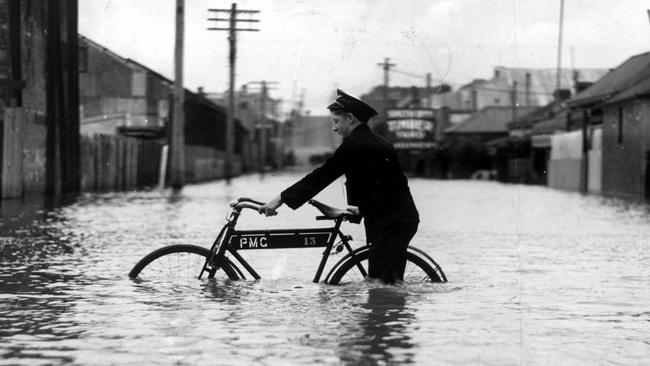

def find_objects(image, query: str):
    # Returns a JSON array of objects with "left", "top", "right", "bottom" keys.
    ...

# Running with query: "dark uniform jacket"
[{"left": 281, "top": 124, "right": 419, "bottom": 233}]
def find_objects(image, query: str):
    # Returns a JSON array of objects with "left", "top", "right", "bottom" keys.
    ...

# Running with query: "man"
[{"left": 259, "top": 89, "right": 419, "bottom": 283}]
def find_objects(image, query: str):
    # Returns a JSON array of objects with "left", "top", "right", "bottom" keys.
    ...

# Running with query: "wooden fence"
[
  {"left": 2, "top": 108, "right": 25, "bottom": 198},
  {"left": 1, "top": 107, "right": 48, "bottom": 199},
  {"left": 2, "top": 125, "right": 237, "bottom": 196},
  {"left": 81, "top": 135, "right": 163, "bottom": 192}
]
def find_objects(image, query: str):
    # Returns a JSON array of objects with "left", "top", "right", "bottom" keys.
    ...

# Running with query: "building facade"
[
  {"left": 0, "top": 1, "right": 79, "bottom": 198},
  {"left": 79, "top": 36, "right": 246, "bottom": 184},
  {"left": 569, "top": 52, "right": 650, "bottom": 200}
]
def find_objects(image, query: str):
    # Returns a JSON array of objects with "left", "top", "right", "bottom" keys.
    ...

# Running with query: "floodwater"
[{"left": 1, "top": 172, "right": 649, "bottom": 365}]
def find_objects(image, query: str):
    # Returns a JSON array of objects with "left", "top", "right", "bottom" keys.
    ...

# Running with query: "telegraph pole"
[
  {"left": 377, "top": 58, "right": 395, "bottom": 119},
  {"left": 207, "top": 4, "right": 259, "bottom": 182},
  {"left": 511, "top": 80, "right": 518, "bottom": 125},
  {"left": 555, "top": 0, "right": 565, "bottom": 96},
  {"left": 426, "top": 73, "right": 432, "bottom": 108},
  {"left": 244, "top": 80, "right": 278, "bottom": 171},
  {"left": 170, "top": 0, "right": 185, "bottom": 188}
]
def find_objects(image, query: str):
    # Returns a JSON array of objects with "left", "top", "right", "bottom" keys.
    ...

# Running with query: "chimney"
[
  {"left": 410, "top": 86, "right": 420, "bottom": 107},
  {"left": 575, "top": 82, "right": 593, "bottom": 94},
  {"left": 511, "top": 81, "right": 518, "bottom": 107},
  {"left": 197, "top": 86, "right": 205, "bottom": 95},
  {"left": 471, "top": 88, "right": 478, "bottom": 111},
  {"left": 553, "top": 89, "right": 572, "bottom": 101}
]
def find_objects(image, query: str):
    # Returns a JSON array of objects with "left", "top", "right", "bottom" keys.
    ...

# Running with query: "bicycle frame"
[{"left": 199, "top": 203, "right": 365, "bottom": 283}]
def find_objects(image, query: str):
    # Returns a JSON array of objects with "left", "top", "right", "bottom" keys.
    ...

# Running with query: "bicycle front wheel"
[
  {"left": 326, "top": 247, "right": 446, "bottom": 285},
  {"left": 129, "top": 244, "right": 238, "bottom": 280}
]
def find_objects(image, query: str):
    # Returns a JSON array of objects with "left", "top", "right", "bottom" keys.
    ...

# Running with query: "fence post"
[{"left": 1, "top": 108, "right": 25, "bottom": 198}]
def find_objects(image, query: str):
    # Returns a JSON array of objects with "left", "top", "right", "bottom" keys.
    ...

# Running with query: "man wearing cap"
[{"left": 259, "top": 90, "right": 419, "bottom": 284}]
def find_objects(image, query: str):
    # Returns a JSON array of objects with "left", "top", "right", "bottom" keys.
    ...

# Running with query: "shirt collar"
[{"left": 352, "top": 123, "right": 370, "bottom": 134}]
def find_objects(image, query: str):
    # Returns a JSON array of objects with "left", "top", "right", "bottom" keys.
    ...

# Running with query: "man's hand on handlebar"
[{"left": 258, "top": 195, "right": 283, "bottom": 216}]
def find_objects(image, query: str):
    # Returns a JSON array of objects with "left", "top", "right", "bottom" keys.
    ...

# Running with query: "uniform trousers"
[{"left": 365, "top": 220, "right": 419, "bottom": 283}]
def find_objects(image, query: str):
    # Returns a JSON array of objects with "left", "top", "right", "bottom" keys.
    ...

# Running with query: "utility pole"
[
  {"left": 208, "top": 3, "right": 259, "bottom": 182},
  {"left": 260, "top": 81, "right": 268, "bottom": 170},
  {"left": 244, "top": 80, "right": 278, "bottom": 171},
  {"left": 170, "top": 0, "right": 185, "bottom": 188},
  {"left": 555, "top": 0, "right": 565, "bottom": 97},
  {"left": 426, "top": 73, "right": 432, "bottom": 108},
  {"left": 377, "top": 58, "right": 396, "bottom": 120},
  {"left": 512, "top": 80, "right": 518, "bottom": 126}
]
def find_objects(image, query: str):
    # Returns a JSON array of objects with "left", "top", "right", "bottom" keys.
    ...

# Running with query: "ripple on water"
[{"left": 1, "top": 176, "right": 649, "bottom": 364}]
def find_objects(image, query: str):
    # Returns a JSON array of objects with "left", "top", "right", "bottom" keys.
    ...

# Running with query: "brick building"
[
  {"left": 570, "top": 52, "right": 650, "bottom": 200},
  {"left": 0, "top": 1, "right": 79, "bottom": 198}
]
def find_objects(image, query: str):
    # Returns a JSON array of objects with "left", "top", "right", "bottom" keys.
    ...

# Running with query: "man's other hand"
[{"left": 259, "top": 195, "right": 283, "bottom": 216}]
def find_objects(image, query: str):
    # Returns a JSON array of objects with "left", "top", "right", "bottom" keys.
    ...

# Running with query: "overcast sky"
[{"left": 79, "top": 0, "right": 650, "bottom": 116}]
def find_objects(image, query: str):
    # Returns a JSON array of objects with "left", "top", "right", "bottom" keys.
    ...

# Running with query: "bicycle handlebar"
[
  {"left": 234, "top": 197, "right": 264, "bottom": 206},
  {"left": 229, "top": 197, "right": 361, "bottom": 223},
  {"left": 232, "top": 201, "right": 262, "bottom": 211}
]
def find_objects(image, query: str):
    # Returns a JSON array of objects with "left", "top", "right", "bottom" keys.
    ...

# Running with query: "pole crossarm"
[
  {"left": 206, "top": 3, "right": 260, "bottom": 182},
  {"left": 208, "top": 18, "right": 259, "bottom": 22},
  {"left": 245, "top": 81, "right": 279, "bottom": 86},
  {"left": 208, "top": 28, "right": 259, "bottom": 31},
  {"left": 208, "top": 8, "right": 259, "bottom": 14}
]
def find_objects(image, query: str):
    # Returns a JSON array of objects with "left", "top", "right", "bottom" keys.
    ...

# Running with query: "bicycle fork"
[{"left": 199, "top": 225, "right": 230, "bottom": 279}]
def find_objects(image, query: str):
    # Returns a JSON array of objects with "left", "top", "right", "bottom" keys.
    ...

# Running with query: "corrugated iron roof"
[
  {"left": 570, "top": 52, "right": 650, "bottom": 106},
  {"left": 445, "top": 106, "right": 536, "bottom": 134},
  {"left": 530, "top": 111, "right": 569, "bottom": 135},
  {"left": 603, "top": 74, "right": 650, "bottom": 105}
]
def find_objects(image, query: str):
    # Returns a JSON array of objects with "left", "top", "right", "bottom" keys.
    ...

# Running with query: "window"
[{"left": 79, "top": 45, "right": 88, "bottom": 73}]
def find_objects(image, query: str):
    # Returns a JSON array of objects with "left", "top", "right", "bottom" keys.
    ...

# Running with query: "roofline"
[
  {"left": 80, "top": 34, "right": 246, "bottom": 126},
  {"left": 567, "top": 51, "right": 650, "bottom": 107},
  {"left": 601, "top": 91, "right": 650, "bottom": 107},
  {"left": 445, "top": 130, "right": 508, "bottom": 135},
  {"left": 567, "top": 92, "right": 616, "bottom": 108}
]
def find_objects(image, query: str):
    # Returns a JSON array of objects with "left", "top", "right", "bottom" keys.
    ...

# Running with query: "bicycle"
[{"left": 129, "top": 197, "right": 447, "bottom": 285}]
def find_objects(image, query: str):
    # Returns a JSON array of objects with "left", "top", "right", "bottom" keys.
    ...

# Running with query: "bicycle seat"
[{"left": 308, "top": 200, "right": 362, "bottom": 223}]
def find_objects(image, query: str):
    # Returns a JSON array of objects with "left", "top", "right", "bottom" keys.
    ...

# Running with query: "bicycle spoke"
[
  {"left": 327, "top": 248, "right": 444, "bottom": 285},
  {"left": 130, "top": 244, "right": 239, "bottom": 282},
  {"left": 138, "top": 251, "right": 207, "bottom": 279}
]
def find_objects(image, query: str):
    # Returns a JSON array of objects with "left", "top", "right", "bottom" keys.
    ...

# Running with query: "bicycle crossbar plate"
[{"left": 229, "top": 228, "right": 334, "bottom": 250}]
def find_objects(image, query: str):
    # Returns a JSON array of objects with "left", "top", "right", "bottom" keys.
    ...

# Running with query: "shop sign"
[{"left": 386, "top": 109, "right": 436, "bottom": 150}]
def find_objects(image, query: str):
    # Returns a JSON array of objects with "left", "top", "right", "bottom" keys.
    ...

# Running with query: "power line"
[{"left": 207, "top": 3, "right": 260, "bottom": 181}]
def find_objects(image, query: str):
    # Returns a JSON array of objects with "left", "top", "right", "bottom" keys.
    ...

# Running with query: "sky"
[{"left": 79, "top": 0, "right": 650, "bottom": 117}]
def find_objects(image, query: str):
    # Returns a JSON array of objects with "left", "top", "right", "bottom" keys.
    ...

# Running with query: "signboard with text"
[{"left": 386, "top": 109, "right": 437, "bottom": 150}]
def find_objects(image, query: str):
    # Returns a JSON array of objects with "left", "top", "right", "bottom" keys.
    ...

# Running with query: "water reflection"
[
  {"left": 1, "top": 176, "right": 649, "bottom": 364},
  {"left": 0, "top": 263, "right": 84, "bottom": 364},
  {"left": 339, "top": 287, "right": 416, "bottom": 365},
  {"left": 0, "top": 195, "right": 86, "bottom": 364}
]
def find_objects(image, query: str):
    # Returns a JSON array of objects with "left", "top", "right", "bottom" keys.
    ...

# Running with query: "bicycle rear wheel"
[
  {"left": 326, "top": 247, "right": 446, "bottom": 285},
  {"left": 129, "top": 244, "right": 238, "bottom": 280}
]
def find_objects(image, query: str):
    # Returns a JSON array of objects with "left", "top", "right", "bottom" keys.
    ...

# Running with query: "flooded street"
[{"left": 1, "top": 172, "right": 649, "bottom": 365}]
